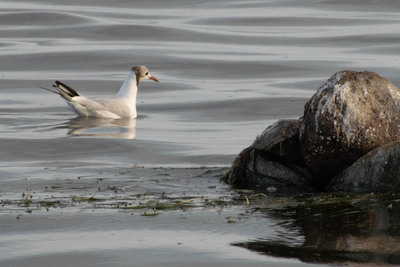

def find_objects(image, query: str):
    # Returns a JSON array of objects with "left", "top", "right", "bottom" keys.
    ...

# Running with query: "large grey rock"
[
  {"left": 300, "top": 70, "right": 400, "bottom": 184},
  {"left": 224, "top": 119, "right": 314, "bottom": 190},
  {"left": 226, "top": 70, "right": 400, "bottom": 193},
  {"left": 330, "top": 141, "right": 400, "bottom": 192}
]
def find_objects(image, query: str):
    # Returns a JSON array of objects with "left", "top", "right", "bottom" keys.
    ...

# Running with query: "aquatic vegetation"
[
  {"left": 3, "top": 167, "right": 400, "bottom": 266},
  {"left": 1, "top": 168, "right": 234, "bottom": 218},
  {"left": 119, "top": 196, "right": 226, "bottom": 215},
  {"left": 22, "top": 193, "right": 32, "bottom": 205},
  {"left": 72, "top": 195, "right": 102, "bottom": 202}
]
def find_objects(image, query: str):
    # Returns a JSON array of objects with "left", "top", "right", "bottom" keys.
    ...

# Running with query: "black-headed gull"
[{"left": 46, "top": 65, "right": 158, "bottom": 119}]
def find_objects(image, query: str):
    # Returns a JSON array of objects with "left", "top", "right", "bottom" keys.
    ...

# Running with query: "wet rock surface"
[
  {"left": 223, "top": 119, "right": 314, "bottom": 191},
  {"left": 225, "top": 70, "right": 400, "bottom": 192},
  {"left": 330, "top": 141, "right": 400, "bottom": 192},
  {"left": 252, "top": 119, "right": 305, "bottom": 165}
]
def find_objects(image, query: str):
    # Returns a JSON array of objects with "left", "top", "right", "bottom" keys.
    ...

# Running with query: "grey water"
[{"left": 1, "top": 0, "right": 400, "bottom": 266}]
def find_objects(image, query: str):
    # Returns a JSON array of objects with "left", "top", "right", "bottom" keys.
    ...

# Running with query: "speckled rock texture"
[
  {"left": 300, "top": 70, "right": 400, "bottom": 184},
  {"left": 225, "top": 70, "right": 400, "bottom": 192}
]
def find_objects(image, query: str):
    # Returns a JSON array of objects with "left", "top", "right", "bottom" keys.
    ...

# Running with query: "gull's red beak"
[{"left": 149, "top": 76, "right": 159, "bottom": 82}]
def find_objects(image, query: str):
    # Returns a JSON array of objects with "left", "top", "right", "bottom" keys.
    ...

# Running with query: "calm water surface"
[{"left": 1, "top": 0, "right": 400, "bottom": 266}]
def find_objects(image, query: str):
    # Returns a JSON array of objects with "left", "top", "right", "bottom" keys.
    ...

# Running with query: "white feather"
[{"left": 51, "top": 65, "right": 158, "bottom": 119}]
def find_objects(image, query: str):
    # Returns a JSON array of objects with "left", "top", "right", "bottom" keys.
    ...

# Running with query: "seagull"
[{"left": 43, "top": 65, "right": 159, "bottom": 119}]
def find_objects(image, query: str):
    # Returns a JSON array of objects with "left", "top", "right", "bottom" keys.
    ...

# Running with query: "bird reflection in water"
[{"left": 58, "top": 117, "right": 136, "bottom": 139}]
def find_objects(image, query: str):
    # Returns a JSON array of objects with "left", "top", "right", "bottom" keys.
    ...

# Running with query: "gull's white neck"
[{"left": 117, "top": 71, "right": 138, "bottom": 101}]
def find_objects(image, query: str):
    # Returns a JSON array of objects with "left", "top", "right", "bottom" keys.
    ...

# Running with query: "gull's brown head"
[{"left": 132, "top": 65, "right": 159, "bottom": 85}]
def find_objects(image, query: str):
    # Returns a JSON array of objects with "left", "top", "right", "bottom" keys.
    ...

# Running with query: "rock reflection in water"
[
  {"left": 58, "top": 117, "right": 136, "bottom": 139},
  {"left": 234, "top": 194, "right": 400, "bottom": 265}
]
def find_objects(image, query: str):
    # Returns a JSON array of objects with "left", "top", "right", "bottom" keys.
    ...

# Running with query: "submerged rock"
[
  {"left": 330, "top": 141, "right": 400, "bottom": 192},
  {"left": 223, "top": 119, "right": 313, "bottom": 190},
  {"left": 300, "top": 70, "right": 400, "bottom": 183}
]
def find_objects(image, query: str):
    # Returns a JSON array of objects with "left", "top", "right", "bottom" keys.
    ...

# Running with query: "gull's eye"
[{"left": 145, "top": 72, "right": 149, "bottom": 76}]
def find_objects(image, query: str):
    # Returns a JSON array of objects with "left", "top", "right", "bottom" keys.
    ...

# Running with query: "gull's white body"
[
  {"left": 51, "top": 66, "right": 158, "bottom": 119},
  {"left": 67, "top": 71, "right": 137, "bottom": 119}
]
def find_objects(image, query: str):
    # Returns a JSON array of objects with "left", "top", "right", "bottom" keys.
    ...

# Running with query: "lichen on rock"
[{"left": 300, "top": 70, "right": 400, "bottom": 184}]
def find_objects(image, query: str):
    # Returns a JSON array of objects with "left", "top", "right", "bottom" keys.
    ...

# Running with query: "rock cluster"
[{"left": 223, "top": 70, "right": 400, "bottom": 192}]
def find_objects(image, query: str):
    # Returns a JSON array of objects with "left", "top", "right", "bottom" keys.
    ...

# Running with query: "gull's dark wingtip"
[{"left": 52, "top": 81, "right": 81, "bottom": 100}]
